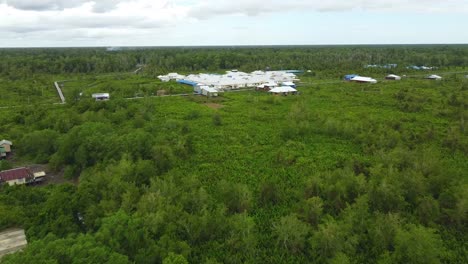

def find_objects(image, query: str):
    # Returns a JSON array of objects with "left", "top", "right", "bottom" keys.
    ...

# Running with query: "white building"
[
  {"left": 385, "top": 74, "right": 402, "bottom": 80},
  {"left": 268, "top": 86, "right": 298, "bottom": 95},
  {"left": 175, "top": 70, "right": 299, "bottom": 92},
  {"left": 350, "top": 76, "right": 378, "bottom": 84},
  {"left": 426, "top": 75, "right": 442, "bottom": 80},
  {"left": 92, "top": 93, "right": 110, "bottom": 101}
]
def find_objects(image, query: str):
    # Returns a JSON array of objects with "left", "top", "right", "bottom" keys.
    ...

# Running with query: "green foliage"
[{"left": 0, "top": 46, "right": 467, "bottom": 263}]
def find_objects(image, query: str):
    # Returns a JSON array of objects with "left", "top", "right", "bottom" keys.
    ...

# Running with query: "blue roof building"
[{"left": 344, "top": 74, "right": 359, "bottom": 81}]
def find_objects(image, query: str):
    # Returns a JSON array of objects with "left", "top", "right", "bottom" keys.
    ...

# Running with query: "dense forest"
[{"left": 0, "top": 46, "right": 467, "bottom": 263}]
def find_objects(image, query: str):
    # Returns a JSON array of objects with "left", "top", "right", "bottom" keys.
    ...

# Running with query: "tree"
[{"left": 273, "top": 214, "right": 309, "bottom": 253}]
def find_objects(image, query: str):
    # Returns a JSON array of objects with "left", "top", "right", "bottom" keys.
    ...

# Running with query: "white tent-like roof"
[
  {"left": 0, "top": 140, "right": 12, "bottom": 146},
  {"left": 386, "top": 74, "right": 401, "bottom": 80},
  {"left": 426, "top": 75, "right": 442, "bottom": 80},
  {"left": 282, "top": 81, "right": 295, "bottom": 86},
  {"left": 202, "top": 87, "right": 218, "bottom": 93},
  {"left": 268, "top": 86, "right": 298, "bottom": 93},
  {"left": 350, "top": 76, "right": 378, "bottom": 83}
]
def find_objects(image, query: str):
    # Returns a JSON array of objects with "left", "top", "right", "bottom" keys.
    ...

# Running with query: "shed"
[
  {"left": 350, "top": 76, "right": 378, "bottom": 84},
  {"left": 385, "top": 74, "right": 402, "bottom": 80},
  {"left": 92, "top": 93, "right": 110, "bottom": 101},
  {"left": 0, "top": 140, "right": 12, "bottom": 153},
  {"left": 0, "top": 167, "right": 34, "bottom": 186},
  {"left": 426, "top": 75, "right": 442, "bottom": 80}
]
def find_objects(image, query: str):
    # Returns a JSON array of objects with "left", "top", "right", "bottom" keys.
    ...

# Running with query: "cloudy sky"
[{"left": 0, "top": 0, "right": 467, "bottom": 47}]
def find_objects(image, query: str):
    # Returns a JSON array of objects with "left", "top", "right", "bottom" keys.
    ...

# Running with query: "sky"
[{"left": 0, "top": 0, "right": 467, "bottom": 47}]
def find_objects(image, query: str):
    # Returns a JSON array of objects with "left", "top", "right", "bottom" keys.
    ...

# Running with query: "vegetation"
[{"left": 0, "top": 45, "right": 467, "bottom": 263}]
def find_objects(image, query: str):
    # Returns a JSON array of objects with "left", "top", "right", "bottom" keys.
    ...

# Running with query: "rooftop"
[
  {"left": 0, "top": 229, "right": 27, "bottom": 259},
  {"left": 0, "top": 168, "right": 33, "bottom": 182}
]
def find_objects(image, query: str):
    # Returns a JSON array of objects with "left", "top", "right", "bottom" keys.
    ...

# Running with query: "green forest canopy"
[{"left": 0, "top": 45, "right": 467, "bottom": 263}]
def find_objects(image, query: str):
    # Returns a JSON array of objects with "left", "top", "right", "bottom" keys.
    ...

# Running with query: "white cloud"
[{"left": 0, "top": 0, "right": 467, "bottom": 46}]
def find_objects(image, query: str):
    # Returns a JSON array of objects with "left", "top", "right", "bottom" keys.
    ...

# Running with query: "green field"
[{"left": 0, "top": 46, "right": 467, "bottom": 263}]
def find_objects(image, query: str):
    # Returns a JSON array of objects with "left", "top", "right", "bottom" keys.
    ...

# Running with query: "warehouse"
[{"left": 385, "top": 74, "right": 402, "bottom": 80}]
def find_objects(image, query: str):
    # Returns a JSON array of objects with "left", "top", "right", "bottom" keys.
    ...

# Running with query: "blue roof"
[
  {"left": 177, "top": 79, "right": 199, "bottom": 87},
  {"left": 344, "top": 74, "right": 359, "bottom": 80},
  {"left": 285, "top": 70, "right": 304, "bottom": 74}
]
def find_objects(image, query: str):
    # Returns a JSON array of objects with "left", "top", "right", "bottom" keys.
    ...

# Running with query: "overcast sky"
[{"left": 0, "top": 0, "right": 467, "bottom": 47}]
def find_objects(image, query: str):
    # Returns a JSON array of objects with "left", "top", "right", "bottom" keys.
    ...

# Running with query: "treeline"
[{"left": 1, "top": 45, "right": 468, "bottom": 79}]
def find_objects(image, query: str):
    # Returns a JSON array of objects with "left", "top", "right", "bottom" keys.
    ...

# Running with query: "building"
[
  {"left": 0, "top": 229, "right": 27, "bottom": 259},
  {"left": 201, "top": 87, "right": 219, "bottom": 97},
  {"left": 282, "top": 81, "right": 296, "bottom": 88},
  {"left": 92, "top": 93, "right": 110, "bottom": 101},
  {"left": 0, "top": 167, "right": 34, "bottom": 186},
  {"left": 350, "top": 76, "right": 378, "bottom": 84},
  {"left": 268, "top": 86, "right": 298, "bottom": 95},
  {"left": 385, "top": 74, "right": 402, "bottom": 80},
  {"left": 344, "top": 74, "right": 359, "bottom": 81},
  {"left": 0, "top": 140, "right": 12, "bottom": 153},
  {"left": 426, "top": 75, "right": 442, "bottom": 80},
  {"left": 169, "top": 70, "right": 298, "bottom": 92}
]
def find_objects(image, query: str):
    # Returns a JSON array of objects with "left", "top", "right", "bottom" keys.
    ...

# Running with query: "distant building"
[
  {"left": 350, "top": 76, "right": 378, "bottom": 84},
  {"left": 92, "top": 93, "right": 110, "bottom": 101},
  {"left": 268, "top": 86, "right": 298, "bottom": 95},
  {"left": 385, "top": 74, "right": 402, "bottom": 80},
  {"left": 0, "top": 167, "right": 34, "bottom": 186},
  {"left": 425, "top": 75, "right": 442, "bottom": 80},
  {"left": 201, "top": 87, "right": 219, "bottom": 97},
  {"left": 282, "top": 81, "right": 296, "bottom": 88},
  {"left": 344, "top": 74, "right": 359, "bottom": 81}
]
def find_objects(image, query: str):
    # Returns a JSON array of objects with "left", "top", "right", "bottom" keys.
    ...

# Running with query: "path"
[{"left": 54, "top": 81, "right": 66, "bottom": 104}]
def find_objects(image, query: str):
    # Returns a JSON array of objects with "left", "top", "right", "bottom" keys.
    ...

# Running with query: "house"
[
  {"left": 426, "top": 75, "right": 442, "bottom": 80},
  {"left": 385, "top": 74, "right": 402, "bottom": 80},
  {"left": 0, "top": 140, "right": 12, "bottom": 153},
  {"left": 350, "top": 76, "right": 378, "bottom": 84},
  {"left": 268, "top": 86, "right": 298, "bottom": 95},
  {"left": 92, "top": 93, "right": 110, "bottom": 101},
  {"left": 0, "top": 167, "right": 34, "bottom": 186}
]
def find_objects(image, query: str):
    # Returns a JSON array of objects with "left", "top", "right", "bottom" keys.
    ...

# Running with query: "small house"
[
  {"left": 92, "top": 93, "right": 110, "bottom": 101},
  {"left": 426, "top": 75, "right": 442, "bottom": 80},
  {"left": 350, "top": 76, "right": 378, "bottom": 84},
  {"left": 0, "top": 167, "right": 34, "bottom": 186},
  {"left": 0, "top": 140, "right": 12, "bottom": 153},
  {"left": 385, "top": 74, "right": 402, "bottom": 80}
]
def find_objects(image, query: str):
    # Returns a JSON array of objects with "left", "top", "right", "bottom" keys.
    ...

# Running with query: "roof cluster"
[
  {"left": 407, "top": 65, "right": 438, "bottom": 70},
  {"left": 365, "top": 64, "right": 398, "bottom": 69},
  {"left": 160, "top": 70, "right": 300, "bottom": 91}
]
